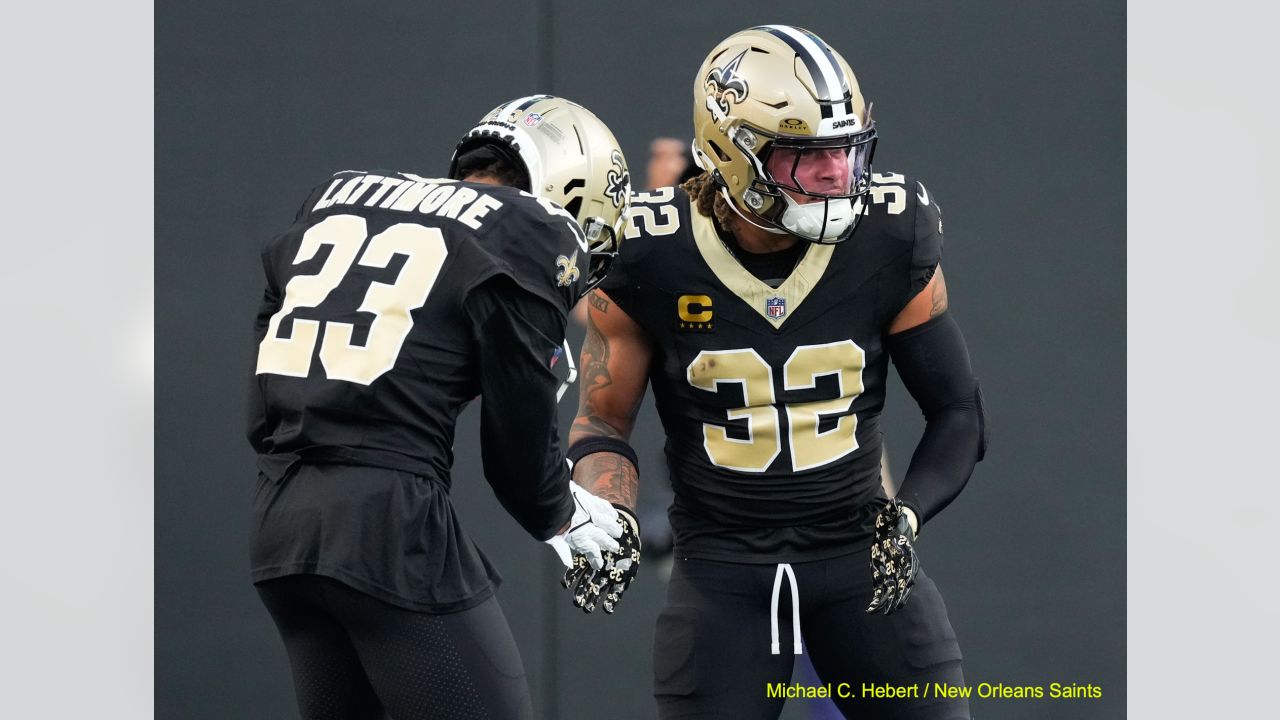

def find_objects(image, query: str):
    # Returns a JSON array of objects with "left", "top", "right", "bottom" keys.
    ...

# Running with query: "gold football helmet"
[
  {"left": 692, "top": 25, "right": 877, "bottom": 243},
  {"left": 449, "top": 95, "right": 631, "bottom": 293}
]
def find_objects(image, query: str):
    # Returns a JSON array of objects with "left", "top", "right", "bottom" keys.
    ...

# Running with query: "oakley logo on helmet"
[
  {"left": 779, "top": 118, "right": 811, "bottom": 133},
  {"left": 606, "top": 150, "right": 631, "bottom": 208},
  {"left": 705, "top": 49, "right": 750, "bottom": 120}
]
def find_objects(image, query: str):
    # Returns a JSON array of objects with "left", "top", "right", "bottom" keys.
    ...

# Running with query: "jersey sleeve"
[
  {"left": 596, "top": 237, "right": 639, "bottom": 313},
  {"left": 597, "top": 187, "right": 679, "bottom": 316},
  {"left": 465, "top": 274, "right": 575, "bottom": 540},
  {"left": 909, "top": 179, "right": 945, "bottom": 297},
  {"left": 459, "top": 194, "right": 585, "bottom": 320}
]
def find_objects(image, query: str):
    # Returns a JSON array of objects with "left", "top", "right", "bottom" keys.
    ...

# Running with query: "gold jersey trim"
[{"left": 689, "top": 208, "right": 834, "bottom": 329}]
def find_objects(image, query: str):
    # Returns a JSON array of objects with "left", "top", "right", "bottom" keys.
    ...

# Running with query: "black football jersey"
[
  {"left": 248, "top": 170, "right": 588, "bottom": 481},
  {"left": 600, "top": 173, "right": 943, "bottom": 562}
]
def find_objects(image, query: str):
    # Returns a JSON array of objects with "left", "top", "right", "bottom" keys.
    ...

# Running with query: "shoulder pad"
[
  {"left": 466, "top": 186, "right": 587, "bottom": 315},
  {"left": 862, "top": 172, "right": 941, "bottom": 242},
  {"left": 620, "top": 186, "right": 691, "bottom": 257},
  {"left": 596, "top": 186, "right": 692, "bottom": 295},
  {"left": 869, "top": 171, "right": 945, "bottom": 292}
]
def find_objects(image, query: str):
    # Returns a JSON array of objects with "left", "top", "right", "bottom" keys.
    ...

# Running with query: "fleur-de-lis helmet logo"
[
  {"left": 705, "top": 49, "right": 750, "bottom": 121},
  {"left": 605, "top": 149, "right": 630, "bottom": 208}
]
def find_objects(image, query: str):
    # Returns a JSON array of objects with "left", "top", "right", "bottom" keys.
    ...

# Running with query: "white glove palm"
[{"left": 545, "top": 481, "right": 622, "bottom": 571}]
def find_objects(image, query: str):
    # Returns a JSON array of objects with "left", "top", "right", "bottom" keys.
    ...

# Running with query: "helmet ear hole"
[
  {"left": 708, "top": 139, "right": 732, "bottom": 163},
  {"left": 563, "top": 197, "right": 583, "bottom": 218}
]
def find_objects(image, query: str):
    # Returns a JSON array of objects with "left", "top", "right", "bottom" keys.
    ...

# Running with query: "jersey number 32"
[{"left": 687, "top": 340, "right": 866, "bottom": 473}]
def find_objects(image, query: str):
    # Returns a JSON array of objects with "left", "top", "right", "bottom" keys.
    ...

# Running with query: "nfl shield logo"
[
  {"left": 523, "top": 112, "right": 544, "bottom": 127},
  {"left": 766, "top": 296, "right": 786, "bottom": 319}
]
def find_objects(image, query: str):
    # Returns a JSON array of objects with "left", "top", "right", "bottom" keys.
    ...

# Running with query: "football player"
[
  {"left": 246, "top": 95, "right": 631, "bottom": 720},
  {"left": 566, "top": 27, "right": 987, "bottom": 720}
]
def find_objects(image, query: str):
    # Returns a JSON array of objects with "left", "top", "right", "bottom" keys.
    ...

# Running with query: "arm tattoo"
[
  {"left": 574, "top": 451, "right": 639, "bottom": 508},
  {"left": 929, "top": 272, "right": 949, "bottom": 318},
  {"left": 571, "top": 414, "right": 624, "bottom": 440},
  {"left": 578, "top": 310, "right": 613, "bottom": 411},
  {"left": 588, "top": 290, "right": 610, "bottom": 314},
  {"left": 570, "top": 310, "right": 626, "bottom": 443}
]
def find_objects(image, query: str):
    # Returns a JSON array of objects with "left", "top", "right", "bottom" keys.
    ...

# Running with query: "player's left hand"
[
  {"left": 866, "top": 498, "right": 919, "bottom": 615},
  {"left": 563, "top": 505, "right": 641, "bottom": 614}
]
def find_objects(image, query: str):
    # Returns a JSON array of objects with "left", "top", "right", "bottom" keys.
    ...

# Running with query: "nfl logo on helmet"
[{"left": 766, "top": 296, "right": 786, "bottom": 319}]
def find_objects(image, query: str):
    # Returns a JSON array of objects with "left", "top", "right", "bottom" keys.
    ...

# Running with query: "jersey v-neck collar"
[{"left": 690, "top": 210, "right": 834, "bottom": 329}]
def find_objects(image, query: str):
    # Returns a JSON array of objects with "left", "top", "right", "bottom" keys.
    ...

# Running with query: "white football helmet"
[{"left": 449, "top": 95, "right": 632, "bottom": 293}]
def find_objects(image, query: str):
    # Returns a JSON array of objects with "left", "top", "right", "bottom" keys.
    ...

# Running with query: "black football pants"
[
  {"left": 256, "top": 574, "right": 531, "bottom": 720},
  {"left": 653, "top": 553, "right": 970, "bottom": 720}
]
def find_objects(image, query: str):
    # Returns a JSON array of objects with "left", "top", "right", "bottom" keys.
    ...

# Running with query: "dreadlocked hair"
[{"left": 679, "top": 172, "right": 737, "bottom": 229}]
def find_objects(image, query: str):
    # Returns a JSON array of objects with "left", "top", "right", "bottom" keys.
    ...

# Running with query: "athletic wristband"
[
  {"left": 613, "top": 503, "right": 640, "bottom": 529},
  {"left": 566, "top": 436, "right": 640, "bottom": 471}
]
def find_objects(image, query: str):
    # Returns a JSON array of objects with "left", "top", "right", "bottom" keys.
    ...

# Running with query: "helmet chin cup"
[{"left": 778, "top": 196, "right": 854, "bottom": 242}]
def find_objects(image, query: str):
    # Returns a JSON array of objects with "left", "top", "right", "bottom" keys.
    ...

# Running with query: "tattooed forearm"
[
  {"left": 573, "top": 451, "right": 639, "bottom": 508},
  {"left": 570, "top": 414, "right": 624, "bottom": 442},
  {"left": 929, "top": 268, "right": 949, "bottom": 318},
  {"left": 578, "top": 311, "right": 613, "bottom": 410}
]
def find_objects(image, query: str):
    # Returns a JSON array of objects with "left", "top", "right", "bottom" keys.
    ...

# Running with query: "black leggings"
[
  {"left": 256, "top": 575, "right": 531, "bottom": 720},
  {"left": 653, "top": 553, "right": 970, "bottom": 720}
]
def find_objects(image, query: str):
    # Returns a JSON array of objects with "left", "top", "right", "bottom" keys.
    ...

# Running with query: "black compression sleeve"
[
  {"left": 886, "top": 312, "right": 988, "bottom": 526},
  {"left": 466, "top": 275, "right": 574, "bottom": 541}
]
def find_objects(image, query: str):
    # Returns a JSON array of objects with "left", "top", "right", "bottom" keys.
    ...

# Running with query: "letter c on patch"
[{"left": 678, "top": 295, "right": 713, "bottom": 323}]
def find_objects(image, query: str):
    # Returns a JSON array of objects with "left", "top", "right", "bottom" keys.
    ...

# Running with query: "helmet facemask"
[
  {"left": 564, "top": 148, "right": 631, "bottom": 294},
  {"left": 580, "top": 211, "right": 622, "bottom": 292},
  {"left": 731, "top": 121, "right": 878, "bottom": 244}
]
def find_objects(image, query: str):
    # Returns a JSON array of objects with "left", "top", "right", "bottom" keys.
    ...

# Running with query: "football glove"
[
  {"left": 563, "top": 505, "right": 641, "bottom": 614},
  {"left": 545, "top": 482, "right": 622, "bottom": 572},
  {"left": 866, "top": 499, "right": 919, "bottom": 615}
]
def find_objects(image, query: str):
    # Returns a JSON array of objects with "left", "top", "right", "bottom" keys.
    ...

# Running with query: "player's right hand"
[
  {"left": 544, "top": 481, "right": 622, "bottom": 572},
  {"left": 563, "top": 505, "right": 641, "bottom": 614}
]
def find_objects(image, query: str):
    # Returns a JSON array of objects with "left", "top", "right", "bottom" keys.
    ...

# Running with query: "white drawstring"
[{"left": 769, "top": 563, "right": 803, "bottom": 655}]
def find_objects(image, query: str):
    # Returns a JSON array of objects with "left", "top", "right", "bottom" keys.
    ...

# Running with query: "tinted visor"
[{"left": 759, "top": 128, "right": 876, "bottom": 198}]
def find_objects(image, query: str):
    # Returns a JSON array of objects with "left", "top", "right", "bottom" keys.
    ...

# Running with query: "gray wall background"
[{"left": 156, "top": 2, "right": 1125, "bottom": 718}]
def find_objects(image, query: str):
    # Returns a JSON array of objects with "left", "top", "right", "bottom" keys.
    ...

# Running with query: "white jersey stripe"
[{"left": 760, "top": 25, "right": 850, "bottom": 118}]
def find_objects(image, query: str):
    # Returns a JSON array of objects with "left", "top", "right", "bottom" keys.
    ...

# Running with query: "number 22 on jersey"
[
  {"left": 686, "top": 340, "right": 866, "bottom": 473},
  {"left": 256, "top": 214, "right": 448, "bottom": 385}
]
